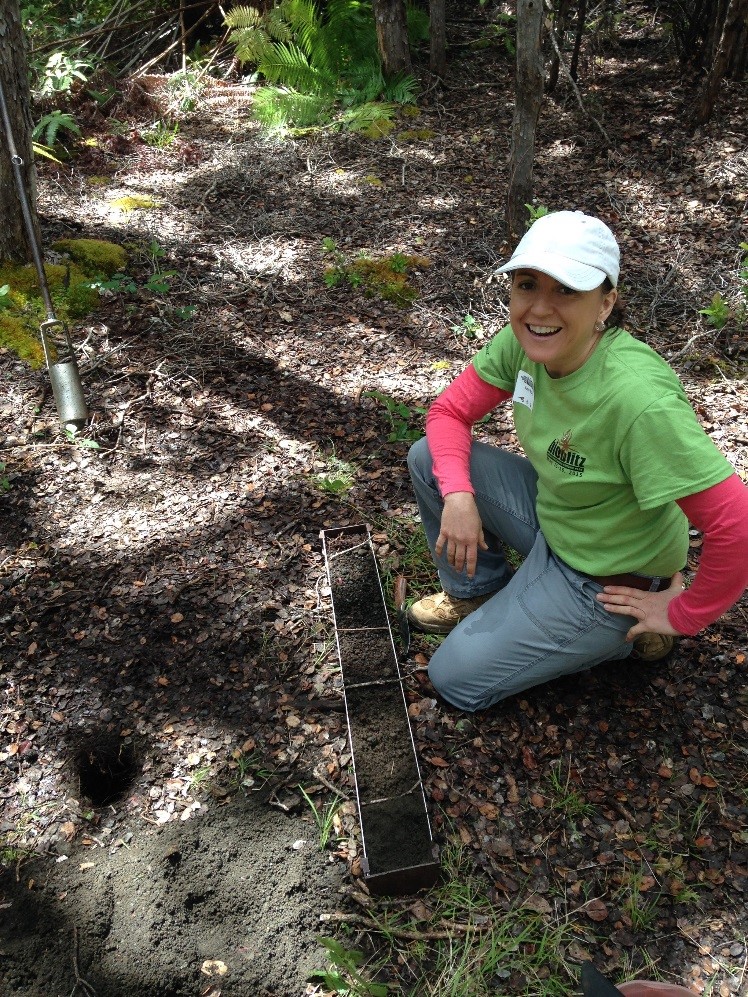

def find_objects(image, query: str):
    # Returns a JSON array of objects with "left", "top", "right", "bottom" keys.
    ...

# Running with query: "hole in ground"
[{"left": 71, "top": 729, "right": 140, "bottom": 806}]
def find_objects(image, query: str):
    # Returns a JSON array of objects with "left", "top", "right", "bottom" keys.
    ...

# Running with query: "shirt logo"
[{"left": 547, "top": 430, "right": 587, "bottom": 476}]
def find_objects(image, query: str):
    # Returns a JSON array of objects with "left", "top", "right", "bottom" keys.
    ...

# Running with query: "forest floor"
[{"left": 1, "top": 9, "right": 747, "bottom": 997}]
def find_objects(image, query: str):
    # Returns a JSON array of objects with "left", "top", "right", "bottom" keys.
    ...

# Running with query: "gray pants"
[{"left": 407, "top": 437, "right": 636, "bottom": 712}]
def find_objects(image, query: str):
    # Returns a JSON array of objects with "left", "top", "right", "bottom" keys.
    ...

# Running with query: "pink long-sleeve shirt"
[{"left": 426, "top": 363, "right": 748, "bottom": 636}]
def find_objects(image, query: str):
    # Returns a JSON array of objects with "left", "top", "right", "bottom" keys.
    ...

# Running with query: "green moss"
[
  {"left": 109, "top": 195, "right": 159, "bottom": 212},
  {"left": 347, "top": 253, "right": 430, "bottom": 307},
  {"left": 400, "top": 104, "right": 421, "bottom": 119},
  {"left": 0, "top": 244, "right": 124, "bottom": 364},
  {"left": 52, "top": 238, "right": 127, "bottom": 277},
  {"left": 0, "top": 315, "right": 46, "bottom": 368},
  {"left": 396, "top": 129, "right": 437, "bottom": 142},
  {"left": 361, "top": 118, "right": 396, "bottom": 139}
]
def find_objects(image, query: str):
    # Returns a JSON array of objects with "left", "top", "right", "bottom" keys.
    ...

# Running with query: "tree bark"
[
  {"left": 506, "top": 0, "right": 544, "bottom": 245},
  {"left": 371, "top": 0, "right": 411, "bottom": 78},
  {"left": 429, "top": 0, "right": 447, "bottom": 78},
  {"left": 695, "top": 0, "right": 748, "bottom": 124},
  {"left": 0, "top": 0, "right": 39, "bottom": 263}
]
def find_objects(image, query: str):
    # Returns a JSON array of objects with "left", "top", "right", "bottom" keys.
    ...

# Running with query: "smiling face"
[{"left": 509, "top": 270, "right": 618, "bottom": 378}]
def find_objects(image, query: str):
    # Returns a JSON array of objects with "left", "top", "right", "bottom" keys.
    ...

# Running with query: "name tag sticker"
[{"left": 513, "top": 371, "right": 535, "bottom": 410}]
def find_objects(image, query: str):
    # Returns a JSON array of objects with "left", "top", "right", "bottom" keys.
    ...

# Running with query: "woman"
[{"left": 407, "top": 210, "right": 748, "bottom": 713}]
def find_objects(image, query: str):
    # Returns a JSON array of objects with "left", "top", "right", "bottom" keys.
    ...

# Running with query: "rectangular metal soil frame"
[{"left": 321, "top": 524, "right": 439, "bottom": 895}]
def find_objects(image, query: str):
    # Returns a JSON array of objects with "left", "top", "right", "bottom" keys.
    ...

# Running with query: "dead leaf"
[
  {"left": 170, "top": 612, "right": 184, "bottom": 623},
  {"left": 426, "top": 756, "right": 450, "bottom": 768},
  {"left": 60, "top": 821, "right": 76, "bottom": 842},
  {"left": 201, "top": 960, "right": 228, "bottom": 977},
  {"left": 79, "top": 862, "right": 95, "bottom": 871},
  {"left": 583, "top": 898, "right": 609, "bottom": 922},
  {"left": 522, "top": 746, "right": 537, "bottom": 770},
  {"left": 522, "top": 894, "right": 552, "bottom": 915}
]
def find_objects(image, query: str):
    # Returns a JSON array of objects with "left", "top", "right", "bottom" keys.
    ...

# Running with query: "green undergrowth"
[
  {"left": 322, "top": 240, "right": 430, "bottom": 306},
  {"left": 324, "top": 837, "right": 583, "bottom": 996},
  {"left": 0, "top": 238, "right": 126, "bottom": 366}
]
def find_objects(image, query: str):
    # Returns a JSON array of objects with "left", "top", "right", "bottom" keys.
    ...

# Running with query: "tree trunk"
[
  {"left": 695, "top": 0, "right": 748, "bottom": 124},
  {"left": 371, "top": 0, "right": 411, "bottom": 78},
  {"left": 506, "top": 0, "right": 544, "bottom": 244},
  {"left": 429, "top": 0, "right": 446, "bottom": 77},
  {"left": 0, "top": 0, "right": 39, "bottom": 263}
]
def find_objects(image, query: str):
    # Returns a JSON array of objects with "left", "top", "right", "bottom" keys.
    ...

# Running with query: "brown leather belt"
[{"left": 586, "top": 572, "right": 670, "bottom": 592}]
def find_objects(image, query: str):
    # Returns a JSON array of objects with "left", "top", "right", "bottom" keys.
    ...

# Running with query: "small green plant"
[
  {"left": 451, "top": 313, "right": 482, "bottom": 340},
  {"left": 32, "top": 110, "right": 81, "bottom": 147},
  {"left": 312, "top": 453, "right": 356, "bottom": 495},
  {"left": 699, "top": 292, "right": 731, "bottom": 330},
  {"left": 189, "top": 764, "right": 213, "bottom": 792},
  {"left": 0, "top": 461, "right": 10, "bottom": 492},
  {"left": 63, "top": 428, "right": 101, "bottom": 450},
  {"left": 546, "top": 759, "right": 596, "bottom": 819},
  {"left": 141, "top": 120, "right": 180, "bottom": 148},
  {"left": 699, "top": 243, "right": 748, "bottom": 332},
  {"left": 298, "top": 785, "right": 343, "bottom": 850},
  {"left": 363, "top": 390, "right": 426, "bottom": 442},
  {"left": 35, "top": 50, "right": 93, "bottom": 97},
  {"left": 229, "top": 748, "right": 274, "bottom": 790},
  {"left": 308, "top": 936, "right": 387, "bottom": 997},
  {"left": 0, "top": 285, "right": 10, "bottom": 309},
  {"left": 525, "top": 202, "right": 550, "bottom": 225}
]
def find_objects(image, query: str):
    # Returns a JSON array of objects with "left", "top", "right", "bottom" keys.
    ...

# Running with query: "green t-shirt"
[{"left": 472, "top": 325, "right": 734, "bottom": 576}]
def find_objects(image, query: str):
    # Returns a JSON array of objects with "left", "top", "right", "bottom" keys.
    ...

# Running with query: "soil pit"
[
  {"left": 360, "top": 795, "right": 437, "bottom": 879},
  {"left": 345, "top": 682, "right": 421, "bottom": 802},
  {"left": 336, "top": 629, "right": 399, "bottom": 685},
  {"left": 326, "top": 535, "right": 388, "bottom": 630}
]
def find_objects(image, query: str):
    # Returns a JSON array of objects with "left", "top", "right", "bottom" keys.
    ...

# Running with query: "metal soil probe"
[{"left": 0, "top": 75, "right": 87, "bottom": 431}]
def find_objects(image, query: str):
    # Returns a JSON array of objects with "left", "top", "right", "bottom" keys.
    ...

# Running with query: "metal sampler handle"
[{"left": 0, "top": 75, "right": 87, "bottom": 431}]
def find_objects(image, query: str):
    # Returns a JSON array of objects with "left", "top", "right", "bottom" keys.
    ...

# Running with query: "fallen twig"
[{"left": 319, "top": 910, "right": 491, "bottom": 940}]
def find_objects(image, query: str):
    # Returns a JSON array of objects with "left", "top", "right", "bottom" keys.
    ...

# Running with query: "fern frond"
[
  {"left": 253, "top": 85, "right": 333, "bottom": 130},
  {"left": 229, "top": 26, "right": 274, "bottom": 66},
  {"left": 259, "top": 41, "right": 337, "bottom": 96},
  {"left": 223, "top": 5, "right": 262, "bottom": 29},
  {"left": 406, "top": 3, "right": 431, "bottom": 45},
  {"left": 323, "top": 0, "right": 378, "bottom": 67},
  {"left": 344, "top": 58, "right": 385, "bottom": 102},
  {"left": 264, "top": 5, "right": 294, "bottom": 42},
  {"left": 340, "top": 101, "right": 397, "bottom": 131},
  {"left": 383, "top": 73, "right": 419, "bottom": 104}
]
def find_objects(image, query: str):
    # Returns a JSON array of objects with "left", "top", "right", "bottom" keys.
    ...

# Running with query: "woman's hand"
[
  {"left": 596, "top": 572, "right": 686, "bottom": 641},
  {"left": 435, "top": 492, "right": 488, "bottom": 579}
]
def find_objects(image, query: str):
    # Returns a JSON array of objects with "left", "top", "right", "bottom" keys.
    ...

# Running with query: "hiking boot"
[
  {"left": 631, "top": 633, "right": 675, "bottom": 662},
  {"left": 407, "top": 590, "right": 495, "bottom": 635}
]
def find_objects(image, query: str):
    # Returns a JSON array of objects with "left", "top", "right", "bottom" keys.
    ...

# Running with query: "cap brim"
[{"left": 496, "top": 252, "right": 610, "bottom": 291}]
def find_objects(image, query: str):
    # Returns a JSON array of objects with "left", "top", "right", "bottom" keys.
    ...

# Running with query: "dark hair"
[{"left": 602, "top": 277, "right": 625, "bottom": 330}]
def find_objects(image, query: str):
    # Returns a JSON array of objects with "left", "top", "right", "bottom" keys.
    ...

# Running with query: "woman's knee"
[
  {"left": 407, "top": 436, "right": 431, "bottom": 480},
  {"left": 428, "top": 641, "right": 489, "bottom": 713}
]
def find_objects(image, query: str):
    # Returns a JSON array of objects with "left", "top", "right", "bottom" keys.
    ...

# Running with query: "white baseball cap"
[{"left": 496, "top": 210, "right": 620, "bottom": 290}]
